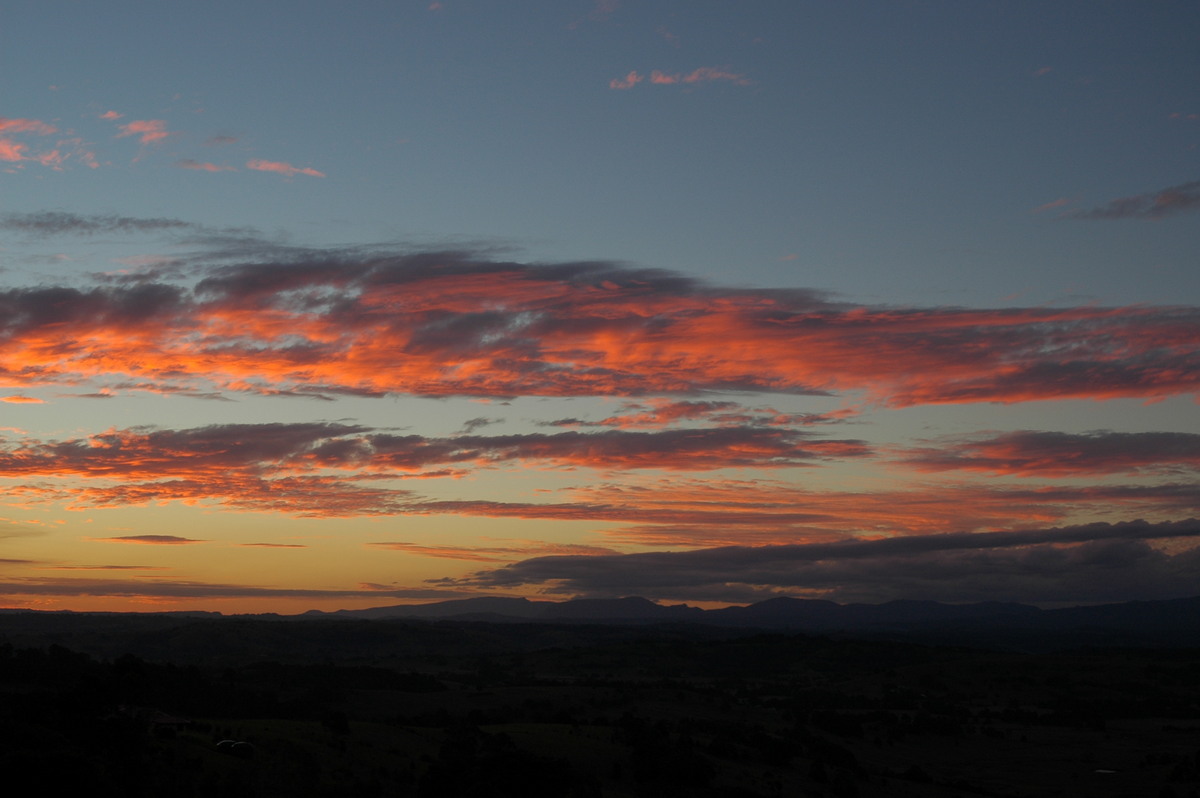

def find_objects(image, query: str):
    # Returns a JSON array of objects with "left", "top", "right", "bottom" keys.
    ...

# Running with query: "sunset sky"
[{"left": 1, "top": 1, "right": 1198, "bottom": 613}]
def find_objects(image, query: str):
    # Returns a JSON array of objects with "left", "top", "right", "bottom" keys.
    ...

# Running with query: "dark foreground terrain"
[{"left": 1, "top": 612, "right": 1199, "bottom": 798}]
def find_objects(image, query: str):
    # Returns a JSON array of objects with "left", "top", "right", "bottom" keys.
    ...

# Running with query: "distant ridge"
[
  {"left": 2, "top": 596, "right": 1199, "bottom": 652},
  {"left": 303, "top": 594, "right": 1186, "bottom": 627}
]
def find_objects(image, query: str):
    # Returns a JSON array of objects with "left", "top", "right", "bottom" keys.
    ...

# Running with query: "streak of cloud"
[
  {"left": 366, "top": 540, "right": 618, "bottom": 563},
  {"left": 649, "top": 67, "right": 752, "bottom": 86},
  {"left": 246, "top": 159, "right": 325, "bottom": 178},
  {"left": 897, "top": 430, "right": 1200, "bottom": 477},
  {"left": 1067, "top": 179, "right": 1200, "bottom": 220},
  {"left": 0, "top": 211, "right": 193, "bottom": 236},
  {"left": 177, "top": 159, "right": 236, "bottom": 172},
  {"left": 0, "top": 577, "right": 472, "bottom": 601},
  {"left": 611, "top": 67, "right": 751, "bottom": 89},
  {"left": 92, "top": 535, "right": 206, "bottom": 545}
]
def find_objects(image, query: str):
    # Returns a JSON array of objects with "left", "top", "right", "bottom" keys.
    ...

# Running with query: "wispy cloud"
[
  {"left": 177, "top": 159, "right": 236, "bottom": 172},
  {"left": 650, "top": 67, "right": 751, "bottom": 86},
  {"left": 116, "top": 119, "right": 173, "bottom": 145},
  {"left": 92, "top": 535, "right": 206, "bottom": 545},
  {"left": 609, "top": 71, "right": 643, "bottom": 90},
  {"left": 1066, "top": 179, "right": 1200, "bottom": 220},
  {"left": 0, "top": 577, "right": 471, "bottom": 601},
  {"left": 610, "top": 67, "right": 751, "bottom": 90},
  {"left": 405, "top": 478, "right": 1200, "bottom": 548},
  {"left": 0, "top": 117, "right": 70, "bottom": 169},
  {"left": 366, "top": 540, "right": 617, "bottom": 563},
  {"left": 896, "top": 430, "right": 1200, "bottom": 477},
  {"left": 0, "top": 118, "right": 58, "bottom": 135},
  {"left": 246, "top": 158, "right": 325, "bottom": 178},
  {"left": 0, "top": 395, "right": 43, "bottom": 404},
  {"left": 1032, "top": 197, "right": 1071, "bottom": 214},
  {"left": 0, "top": 211, "right": 193, "bottom": 236},
  {"left": 0, "top": 421, "right": 869, "bottom": 517}
]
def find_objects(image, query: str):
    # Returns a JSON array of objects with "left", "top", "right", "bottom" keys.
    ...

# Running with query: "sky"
[{"left": 0, "top": 0, "right": 1198, "bottom": 613}]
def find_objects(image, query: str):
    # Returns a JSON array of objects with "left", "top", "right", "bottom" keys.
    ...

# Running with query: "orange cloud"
[
  {"left": 246, "top": 158, "right": 325, "bottom": 177},
  {"left": 0, "top": 254, "right": 1193, "bottom": 408},
  {"left": 0, "top": 395, "right": 43, "bottom": 404},
  {"left": 0, "top": 420, "right": 870, "bottom": 518}
]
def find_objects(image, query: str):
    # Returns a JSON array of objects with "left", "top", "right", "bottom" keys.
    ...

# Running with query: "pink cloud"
[
  {"left": 0, "top": 118, "right": 62, "bottom": 167},
  {"left": 177, "top": 159, "right": 236, "bottom": 172},
  {"left": 0, "top": 138, "right": 28, "bottom": 162},
  {"left": 100, "top": 110, "right": 123, "bottom": 120},
  {"left": 0, "top": 118, "right": 58, "bottom": 135},
  {"left": 246, "top": 159, "right": 325, "bottom": 178},
  {"left": 609, "top": 71, "right": 643, "bottom": 90},
  {"left": 116, "top": 119, "right": 172, "bottom": 145}
]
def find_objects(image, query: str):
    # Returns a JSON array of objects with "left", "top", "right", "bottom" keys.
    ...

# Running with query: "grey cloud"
[
  {"left": 93, "top": 535, "right": 206, "bottom": 545},
  {"left": 1067, "top": 179, "right": 1200, "bottom": 220},
  {"left": 898, "top": 430, "right": 1200, "bottom": 476},
  {"left": 0, "top": 211, "right": 193, "bottom": 236},
  {"left": 456, "top": 519, "right": 1200, "bottom": 604},
  {"left": 0, "top": 578, "right": 473, "bottom": 600}
]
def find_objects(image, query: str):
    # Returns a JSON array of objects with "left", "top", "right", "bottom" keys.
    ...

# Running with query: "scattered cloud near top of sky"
[
  {"left": 245, "top": 159, "right": 325, "bottom": 178},
  {"left": 1, "top": 106, "right": 322, "bottom": 177},
  {"left": 609, "top": 66, "right": 751, "bottom": 89},
  {"left": 177, "top": 159, "right": 236, "bottom": 172},
  {"left": 115, "top": 119, "right": 173, "bottom": 145}
]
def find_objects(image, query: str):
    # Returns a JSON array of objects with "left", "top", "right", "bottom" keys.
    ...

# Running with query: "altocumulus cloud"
[{"left": 0, "top": 239, "right": 1193, "bottom": 406}]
